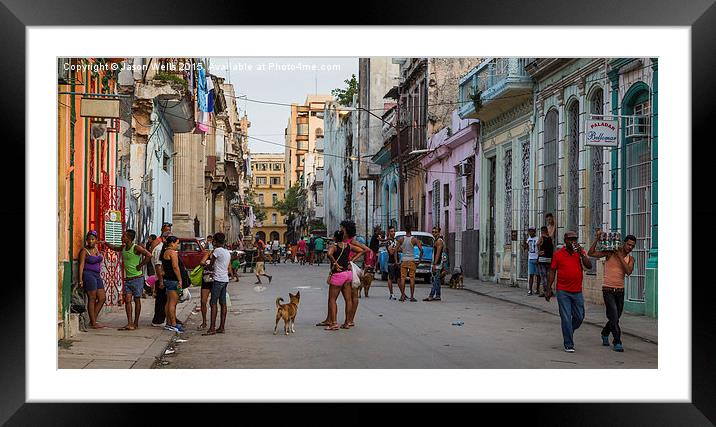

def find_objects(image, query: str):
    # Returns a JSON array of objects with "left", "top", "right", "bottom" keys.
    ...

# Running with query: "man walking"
[
  {"left": 384, "top": 226, "right": 400, "bottom": 300},
  {"left": 271, "top": 239, "right": 280, "bottom": 265},
  {"left": 203, "top": 232, "right": 233, "bottom": 335},
  {"left": 424, "top": 226, "right": 445, "bottom": 301},
  {"left": 546, "top": 231, "right": 592, "bottom": 352},
  {"left": 314, "top": 235, "right": 325, "bottom": 265},
  {"left": 105, "top": 229, "right": 152, "bottom": 330},
  {"left": 397, "top": 224, "right": 423, "bottom": 302},
  {"left": 588, "top": 231, "right": 636, "bottom": 352},
  {"left": 522, "top": 227, "right": 540, "bottom": 295},
  {"left": 254, "top": 237, "right": 273, "bottom": 287}
]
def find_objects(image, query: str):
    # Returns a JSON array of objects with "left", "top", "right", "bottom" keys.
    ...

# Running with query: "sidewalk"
[
  {"left": 460, "top": 278, "right": 658, "bottom": 344},
  {"left": 58, "top": 293, "right": 196, "bottom": 369}
]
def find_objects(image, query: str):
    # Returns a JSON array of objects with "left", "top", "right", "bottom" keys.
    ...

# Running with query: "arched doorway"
[
  {"left": 270, "top": 231, "right": 280, "bottom": 243},
  {"left": 622, "top": 82, "right": 652, "bottom": 304},
  {"left": 256, "top": 231, "right": 266, "bottom": 242}
]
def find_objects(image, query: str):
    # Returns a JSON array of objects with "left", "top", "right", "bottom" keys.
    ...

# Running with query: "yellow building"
[{"left": 251, "top": 153, "right": 288, "bottom": 243}]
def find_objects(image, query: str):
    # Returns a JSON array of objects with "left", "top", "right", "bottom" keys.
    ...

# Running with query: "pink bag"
[{"left": 145, "top": 275, "right": 158, "bottom": 288}]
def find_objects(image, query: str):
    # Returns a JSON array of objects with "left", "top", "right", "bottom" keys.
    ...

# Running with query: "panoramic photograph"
[{"left": 56, "top": 56, "right": 658, "bottom": 369}]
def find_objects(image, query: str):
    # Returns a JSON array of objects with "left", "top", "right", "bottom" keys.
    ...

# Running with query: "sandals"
[
  {"left": 202, "top": 330, "right": 217, "bottom": 336},
  {"left": 315, "top": 321, "right": 331, "bottom": 327},
  {"left": 398, "top": 296, "right": 407, "bottom": 302},
  {"left": 324, "top": 324, "right": 340, "bottom": 331},
  {"left": 409, "top": 297, "right": 418, "bottom": 302},
  {"left": 117, "top": 325, "right": 135, "bottom": 331}
]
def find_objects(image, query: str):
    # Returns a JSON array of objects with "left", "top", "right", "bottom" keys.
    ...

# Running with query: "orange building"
[{"left": 57, "top": 58, "right": 124, "bottom": 339}]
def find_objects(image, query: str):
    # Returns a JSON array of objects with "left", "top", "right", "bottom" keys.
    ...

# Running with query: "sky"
[{"left": 209, "top": 57, "right": 359, "bottom": 153}]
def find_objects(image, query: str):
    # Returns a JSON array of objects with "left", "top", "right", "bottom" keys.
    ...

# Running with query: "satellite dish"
[{"left": 91, "top": 122, "right": 107, "bottom": 140}]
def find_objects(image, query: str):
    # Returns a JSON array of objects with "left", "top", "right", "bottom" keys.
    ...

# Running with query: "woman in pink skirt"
[{"left": 323, "top": 230, "right": 353, "bottom": 331}]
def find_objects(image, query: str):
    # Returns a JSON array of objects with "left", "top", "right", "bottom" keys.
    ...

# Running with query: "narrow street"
[{"left": 157, "top": 262, "right": 657, "bottom": 369}]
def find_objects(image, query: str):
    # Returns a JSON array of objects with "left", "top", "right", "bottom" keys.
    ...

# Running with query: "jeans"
[
  {"left": 210, "top": 281, "right": 228, "bottom": 306},
  {"left": 602, "top": 288, "right": 625, "bottom": 345},
  {"left": 152, "top": 285, "right": 166, "bottom": 324},
  {"left": 429, "top": 267, "right": 442, "bottom": 298},
  {"left": 557, "top": 290, "right": 585, "bottom": 348}
]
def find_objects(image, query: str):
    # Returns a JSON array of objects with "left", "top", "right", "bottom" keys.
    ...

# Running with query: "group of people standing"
[
  {"left": 523, "top": 213, "right": 636, "bottom": 353},
  {"left": 78, "top": 222, "right": 235, "bottom": 336}
]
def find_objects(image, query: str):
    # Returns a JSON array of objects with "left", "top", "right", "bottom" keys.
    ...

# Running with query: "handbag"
[
  {"left": 350, "top": 262, "right": 363, "bottom": 289},
  {"left": 189, "top": 265, "right": 204, "bottom": 287},
  {"left": 70, "top": 285, "right": 86, "bottom": 314}
]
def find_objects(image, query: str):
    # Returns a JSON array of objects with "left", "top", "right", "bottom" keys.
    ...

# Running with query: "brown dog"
[
  {"left": 274, "top": 292, "right": 300, "bottom": 335},
  {"left": 448, "top": 267, "right": 464, "bottom": 289},
  {"left": 360, "top": 266, "right": 375, "bottom": 298}
]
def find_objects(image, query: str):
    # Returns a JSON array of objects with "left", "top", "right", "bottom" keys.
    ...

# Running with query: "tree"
[
  {"left": 331, "top": 74, "right": 358, "bottom": 107},
  {"left": 273, "top": 182, "right": 306, "bottom": 217}
]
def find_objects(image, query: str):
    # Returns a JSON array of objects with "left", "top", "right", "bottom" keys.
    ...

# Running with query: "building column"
[
  {"left": 172, "top": 133, "right": 193, "bottom": 237},
  {"left": 645, "top": 58, "right": 658, "bottom": 318},
  {"left": 607, "top": 67, "right": 621, "bottom": 232}
]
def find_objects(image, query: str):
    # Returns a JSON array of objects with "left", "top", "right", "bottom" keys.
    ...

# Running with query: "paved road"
[{"left": 156, "top": 262, "right": 657, "bottom": 369}]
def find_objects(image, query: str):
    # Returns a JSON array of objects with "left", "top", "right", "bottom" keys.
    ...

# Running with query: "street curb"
[
  {"left": 131, "top": 300, "right": 196, "bottom": 369},
  {"left": 459, "top": 285, "right": 658, "bottom": 344}
]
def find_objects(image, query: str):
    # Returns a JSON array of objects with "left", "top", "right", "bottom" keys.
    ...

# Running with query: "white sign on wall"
[{"left": 585, "top": 119, "right": 619, "bottom": 147}]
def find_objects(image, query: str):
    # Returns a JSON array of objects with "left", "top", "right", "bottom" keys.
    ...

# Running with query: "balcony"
[
  {"left": 315, "top": 136, "right": 324, "bottom": 152},
  {"left": 314, "top": 205, "right": 325, "bottom": 219},
  {"left": 458, "top": 58, "right": 534, "bottom": 122},
  {"left": 315, "top": 168, "right": 324, "bottom": 183}
]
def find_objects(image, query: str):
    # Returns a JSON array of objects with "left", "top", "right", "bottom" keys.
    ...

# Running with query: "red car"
[{"left": 178, "top": 237, "right": 206, "bottom": 270}]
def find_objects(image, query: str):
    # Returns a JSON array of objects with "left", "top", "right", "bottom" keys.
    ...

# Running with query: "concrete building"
[
  {"left": 421, "top": 110, "right": 480, "bottom": 278},
  {"left": 459, "top": 57, "right": 535, "bottom": 284},
  {"left": 322, "top": 101, "right": 353, "bottom": 235},
  {"left": 250, "top": 153, "right": 288, "bottom": 243},
  {"left": 353, "top": 57, "right": 400, "bottom": 238},
  {"left": 57, "top": 58, "right": 124, "bottom": 338},
  {"left": 129, "top": 58, "right": 195, "bottom": 244}
]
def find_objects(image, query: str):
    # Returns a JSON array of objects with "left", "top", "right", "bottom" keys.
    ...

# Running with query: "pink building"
[{"left": 421, "top": 110, "right": 480, "bottom": 277}]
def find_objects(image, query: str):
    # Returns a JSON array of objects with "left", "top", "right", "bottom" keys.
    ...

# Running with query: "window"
[
  {"left": 297, "top": 123, "right": 309, "bottom": 136},
  {"left": 259, "top": 163, "right": 267, "bottom": 171},
  {"left": 273, "top": 163, "right": 282, "bottom": 171},
  {"left": 258, "top": 194, "right": 264, "bottom": 206},
  {"left": 504, "top": 149, "right": 512, "bottom": 243},
  {"left": 272, "top": 213, "right": 277, "bottom": 225},
  {"left": 256, "top": 176, "right": 267, "bottom": 185},
  {"left": 272, "top": 193, "right": 278, "bottom": 205},
  {"left": 443, "top": 183, "right": 450, "bottom": 207},
  {"left": 567, "top": 101, "right": 580, "bottom": 232},
  {"left": 271, "top": 177, "right": 281, "bottom": 185},
  {"left": 543, "top": 109, "right": 558, "bottom": 217},
  {"left": 163, "top": 152, "right": 170, "bottom": 172}
]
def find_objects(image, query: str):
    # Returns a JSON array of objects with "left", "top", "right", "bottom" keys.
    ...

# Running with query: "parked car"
[
  {"left": 377, "top": 231, "right": 446, "bottom": 283},
  {"left": 178, "top": 237, "right": 207, "bottom": 270}
]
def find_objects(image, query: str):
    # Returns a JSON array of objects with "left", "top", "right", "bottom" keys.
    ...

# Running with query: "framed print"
[{"left": 2, "top": 0, "right": 714, "bottom": 424}]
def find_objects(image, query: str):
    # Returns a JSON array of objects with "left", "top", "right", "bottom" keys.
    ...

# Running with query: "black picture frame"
[{"left": 2, "top": 0, "right": 713, "bottom": 424}]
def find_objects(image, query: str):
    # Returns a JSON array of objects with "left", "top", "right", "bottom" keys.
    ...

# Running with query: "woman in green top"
[{"left": 105, "top": 229, "right": 152, "bottom": 330}]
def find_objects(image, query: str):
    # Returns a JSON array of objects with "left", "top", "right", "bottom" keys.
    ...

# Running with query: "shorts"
[
  {"left": 329, "top": 270, "right": 352, "bottom": 286},
  {"left": 164, "top": 279, "right": 180, "bottom": 293},
  {"left": 387, "top": 263, "right": 400, "bottom": 282},
  {"left": 210, "top": 281, "right": 228, "bottom": 305},
  {"left": 255, "top": 262, "right": 266, "bottom": 275},
  {"left": 400, "top": 261, "right": 417, "bottom": 280},
  {"left": 124, "top": 276, "right": 144, "bottom": 298},
  {"left": 82, "top": 270, "right": 105, "bottom": 292},
  {"left": 201, "top": 279, "right": 213, "bottom": 290},
  {"left": 528, "top": 259, "right": 538, "bottom": 275}
]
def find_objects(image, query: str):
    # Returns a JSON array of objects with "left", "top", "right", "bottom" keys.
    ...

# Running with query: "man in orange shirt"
[
  {"left": 546, "top": 231, "right": 592, "bottom": 352},
  {"left": 588, "top": 230, "right": 635, "bottom": 352}
]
